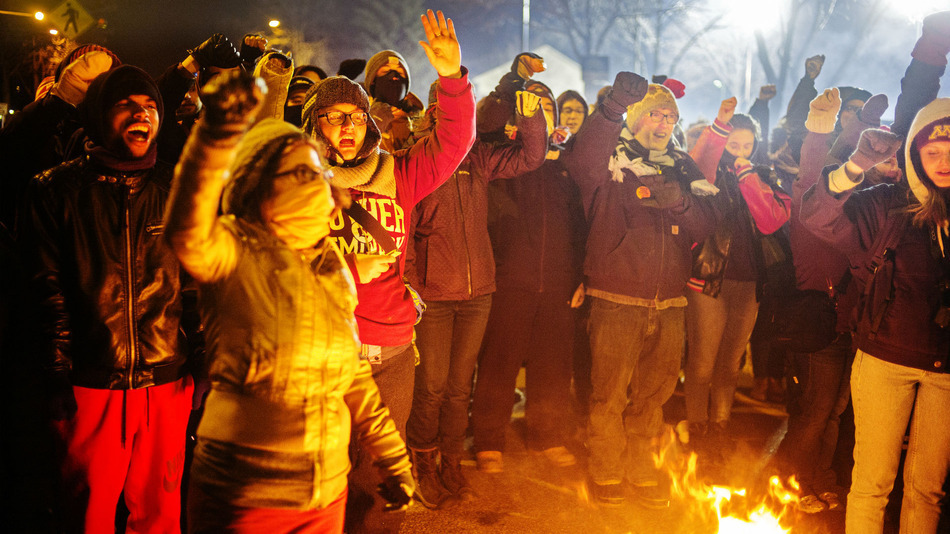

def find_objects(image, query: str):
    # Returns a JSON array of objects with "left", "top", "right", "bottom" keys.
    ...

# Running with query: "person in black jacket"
[{"left": 19, "top": 65, "right": 195, "bottom": 533}]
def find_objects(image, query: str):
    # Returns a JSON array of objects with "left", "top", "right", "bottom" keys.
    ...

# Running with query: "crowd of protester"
[{"left": 1, "top": 7, "right": 949, "bottom": 534}]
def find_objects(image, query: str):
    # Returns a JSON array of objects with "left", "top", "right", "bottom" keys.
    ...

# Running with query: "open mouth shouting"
[{"left": 123, "top": 120, "right": 154, "bottom": 157}]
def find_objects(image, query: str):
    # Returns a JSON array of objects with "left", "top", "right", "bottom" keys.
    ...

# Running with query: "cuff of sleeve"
[
  {"left": 805, "top": 113, "right": 837, "bottom": 134},
  {"left": 735, "top": 164, "right": 754, "bottom": 181},
  {"left": 828, "top": 166, "right": 862, "bottom": 193},
  {"left": 438, "top": 66, "right": 470, "bottom": 94},
  {"left": 711, "top": 119, "right": 732, "bottom": 137}
]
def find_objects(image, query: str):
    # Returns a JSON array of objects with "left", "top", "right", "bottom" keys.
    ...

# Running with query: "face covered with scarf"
[{"left": 261, "top": 141, "right": 336, "bottom": 250}]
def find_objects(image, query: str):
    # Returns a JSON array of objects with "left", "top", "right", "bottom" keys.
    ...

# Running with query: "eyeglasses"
[
  {"left": 318, "top": 111, "right": 370, "bottom": 126},
  {"left": 274, "top": 164, "right": 330, "bottom": 185},
  {"left": 648, "top": 110, "right": 679, "bottom": 125},
  {"left": 842, "top": 104, "right": 862, "bottom": 114}
]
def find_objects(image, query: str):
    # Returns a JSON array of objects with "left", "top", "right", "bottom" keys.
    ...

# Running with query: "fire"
[{"left": 655, "top": 428, "right": 800, "bottom": 533}]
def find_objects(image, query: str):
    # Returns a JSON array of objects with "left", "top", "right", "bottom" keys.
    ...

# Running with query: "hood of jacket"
[{"left": 906, "top": 98, "right": 950, "bottom": 207}]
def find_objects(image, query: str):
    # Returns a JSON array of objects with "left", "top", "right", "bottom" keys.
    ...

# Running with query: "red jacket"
[{"left": 328, "top": 71, "right": 476, "bottom": 347}]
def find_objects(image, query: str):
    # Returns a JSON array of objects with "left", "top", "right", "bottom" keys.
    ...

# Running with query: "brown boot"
[
  {"left": 440, "top": 454, "right": 474, "bottom": 501},
  {"left": 409, "top": 447, "right": 457, "bottom": 509}
]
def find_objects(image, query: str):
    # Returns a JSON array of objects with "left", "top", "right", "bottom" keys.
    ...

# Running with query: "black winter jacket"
[{"left": 20, "top": 156, "right": 190, "bottom": 389}]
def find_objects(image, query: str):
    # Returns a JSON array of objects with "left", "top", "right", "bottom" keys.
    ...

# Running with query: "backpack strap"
[
  {"left": 345, "top": 202, "right": 397, "bottom": 254},
  {"left": 862, "top": 211, "right": 910, "bottom": 336}
]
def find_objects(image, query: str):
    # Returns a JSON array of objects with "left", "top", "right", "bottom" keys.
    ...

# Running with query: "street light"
[
  {"left": 0, "top": 9, "right": 45, "bottom": 19},
  {"left": 269, "top": 19, "right": 280, "bottom": 28},
  {"left": 35, "top": 11, "right": 44, "bottom": 20}
]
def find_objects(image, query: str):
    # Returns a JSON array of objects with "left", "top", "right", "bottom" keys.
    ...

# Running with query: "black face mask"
[
  {"left": 373, "top": 72, "right": 409, "bottom": 107},
  {"left": 284, "top": 105, "right": 303, "bottom": 127},
  {"left": 719, "top": 150, "right": 738, "bottom": 168}
]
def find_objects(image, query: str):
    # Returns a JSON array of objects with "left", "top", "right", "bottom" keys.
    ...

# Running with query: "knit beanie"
[
  {"left": 837, "top": 86, "right": 872, "bottom": 107},
  {"left": 364, "top": 50, "right": 411, "bottom": 93},
  {"left": 223, "top": 118, "right": 313, "bottom": 219},
  {"left": 55, "top": 44, "right": 122, "bottom": 82},
  {"left": 914, "top": 116, "right": 950, "bottom": 153},
  {"left": 625, "top": 84, "right": 677, "bottom": 131},
  {"left": 301, "top": 76, "right": 381, "bottom": 161},
  {"left": 81, "top": 65, "right": 162, "bottom": 147}
]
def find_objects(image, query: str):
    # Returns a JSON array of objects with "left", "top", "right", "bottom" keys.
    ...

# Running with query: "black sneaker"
[{"left": 591, "top": 482, "right": 625, "bottom": 507}]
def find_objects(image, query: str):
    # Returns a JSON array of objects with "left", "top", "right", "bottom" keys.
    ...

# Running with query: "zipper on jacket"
[
  {"left": 124, "top": 188, "right": 138, "bottom": 389},
  {"left": 454, "top": 176, "right": 474, "bottom": 297}
]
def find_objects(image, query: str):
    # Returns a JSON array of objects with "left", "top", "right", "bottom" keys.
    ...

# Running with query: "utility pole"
[{"left": 522, "top": 0, "right": 530, "bottom": 51}]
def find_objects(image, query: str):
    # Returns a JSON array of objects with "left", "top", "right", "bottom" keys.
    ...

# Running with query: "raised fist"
[
  {"left": 199, "top": 70, "right": 266, "bottom": 130},
  {"left": 241, "top": 34, "right": 268, "bottom": 65},
  {"left": 515, "top": 90, "right": 541, "bottom": 118},
  {"left": 512, "top": 52, "right": 546, "bottom": 80},
  {"left": 858, "top": 93, "right": 889, "bottom": 126},
  {"left": 850, "top": 128, "right": 902, "bottom": 172},
  {"left": 718, "top": 97, "right": 738, "bottom": 125},
  {"left": 805, "top": 88, "right": 841, "bottom": 134},
  {"left": 610, "top": 71, "right": 649, "bottom": 108},
  {"left": 188, "top": 34, "right": 241, "bottom": 70},
  {"left": 51, "top": 50, "right": 114, "bottom": 106},
  {"left": 758, "top": 84, "right": 777, "bottom": 101},
  {"left": 805, "top": 54, "right": 825, "bottom": 80}
]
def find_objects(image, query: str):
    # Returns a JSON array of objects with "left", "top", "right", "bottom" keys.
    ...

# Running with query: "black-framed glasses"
[
  {"left": 318, "top": 111, "right": 370, "bottom": 126},
  {"left": 842, "top": 104, "right": 862, "bottom": 114},
  {"left": 648, "top": 110, "right": 679, "bottom": 125},
  {"left": 274, "top": 164, "right": 329, "bottom": 185}
]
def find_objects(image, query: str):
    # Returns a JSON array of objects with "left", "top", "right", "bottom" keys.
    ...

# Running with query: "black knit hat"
[
  {"left": 81, "top": 65, "right": 163, "bottom": 146},
  {"left": 302, "top": 76, "right": 381, "bottom": 161}
]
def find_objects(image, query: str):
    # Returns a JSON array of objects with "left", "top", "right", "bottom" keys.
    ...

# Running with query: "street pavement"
[{"left": 400, "top": 372, "right": 851, "bottom": 534}]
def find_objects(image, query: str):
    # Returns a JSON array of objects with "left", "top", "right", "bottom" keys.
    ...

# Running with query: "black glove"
[
  {"left": 187, "top": 34, "right": 241, "bottom": 70},
  {"left": 378, "top": 470, "right": 415, "bottom": 512},
  {"left": 240, "top": 34, "right": 267, "bottom": 66},
  {"left": 603, "top": 71, "right": 649, "bottom": 121},
  {"left": 199, "top": 70, "right": 266, "bottom": 134},
  {"left": 496, "top": 52, "right": 545, "bottom": 98},
  {"left": 637, "top": 175, "right": 684, "bottom": 209}
]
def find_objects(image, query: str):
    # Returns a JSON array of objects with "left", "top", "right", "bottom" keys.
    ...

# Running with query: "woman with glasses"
[
  {"left": 684, "top": 97, "right": 791, "bottom": 462},
  {"left": 301, "top": 10, "right": 475, "bottom": 533},
  {"left": 164, "top": 71, "right": 414, "bottom": 533}
]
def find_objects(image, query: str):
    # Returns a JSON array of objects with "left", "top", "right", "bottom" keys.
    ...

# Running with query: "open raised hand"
[{"left": 419, "top": 10, "right": 461, "bottom": 78}]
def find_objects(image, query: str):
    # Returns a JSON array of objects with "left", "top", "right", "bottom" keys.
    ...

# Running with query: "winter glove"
[
  {"left": 252, "top": 51, "right": 293, "bottom": 123},
  {"left": 515, "top": 90, "right": 541, "bottom": 118},
  {"left": 827, "top": 93, "right": 890, "bottom": 164},
  {"left": 858, "top": 93, "right": 888, "bottom": 127},
  {"left": 378, "top": 470, "right": 415, "bottom": 512},
  {"left": 849, "top": 128, "right": 902, "bottom": 172},
  {"left": 602, "top": 71, "right": 649, "bottom": 121},
  {"left": 758, "top": 84, "right": 777, "bottom": 102},
  {"left": 804, "top": 88, "right": 841, "bottom": 134},
  {"left": 805, "top": 54, "right": 825, "bottom": 80},
  {"left": 50, "top": 50, "right": 114, "bottom": 107},
  {"left": 662, "top": 78, "right": 686, "bottom": 99},
  {"left": 638, "top": 175, "right": 684, "bottom": 209},
  {"left": 511, "top": 52, "right": 545, "bottom": 80},
  {"left": 912, "top": 11, "right": 950, "bottom": 66},
  {"left": 198, "top": 69, "right": 266, "bottom": 142},
  {"left": 240, "top": 34, "right": 268, "bottom": 66},
  {"left": 187, "top": 34, "right": 241, "bottom": 71}
]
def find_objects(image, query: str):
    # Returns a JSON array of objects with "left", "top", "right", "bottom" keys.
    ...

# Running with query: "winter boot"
[
  {"left": 409, "top": 447, "right": 457, "bottom": 509},
  {"left": 440, "top": 454, "right": 474, "bottom": 501}
]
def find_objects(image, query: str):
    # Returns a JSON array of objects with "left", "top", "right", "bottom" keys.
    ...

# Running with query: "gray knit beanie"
[
  {"left": 364, "top": 50, "right": 411, "bottom": 94},
  {"left": 301, "top": 76, "right": 381, "bottom": 161}
]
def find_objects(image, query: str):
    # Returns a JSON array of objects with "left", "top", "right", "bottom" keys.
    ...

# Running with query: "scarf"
[
  {"left": 328, "top": 149, "right": 397, "bottom": 198},
  {"left": 84, "top": 139, "right": 157, "bottom": 173},
  {"left": 608, "top": 126, "right": 675, "bottom": 184}
]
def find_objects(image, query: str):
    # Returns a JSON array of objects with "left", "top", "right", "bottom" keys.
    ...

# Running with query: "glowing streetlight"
[
  {"left": 269, "top": 19, "right": 280, "bottom": 28},
  {"left": 49, "top": 29, "right": 58, "bottom": 35},
  {"left": 35, "top": 11, "right": 44, "bottom": 20}
]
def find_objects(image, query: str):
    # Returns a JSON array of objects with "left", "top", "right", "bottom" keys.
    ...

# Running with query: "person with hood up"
[
  {"left": 404, "top": 86, "right": 548, "bottom": 508},
  {"left": 164, "top": 70, "right": 413, "bottom": 534},
  {"left": 364, "top": 49, "right": 426, "bottom": 153},
  {"left": 684, "top": 97, "right": 791, "bottom": 461},
  {"left": 557, "top": 90, "right": 588, "bottom": 136},
  {"left": 563, "top": 76, "right": 719, "bottom": 508},
  {"left": 19, "top": 64, "right": 197, "bottom": 533},
  {"left": 800, "top": 98, "right": 950, "bottom": 533},
  {"left": 302, "top": 10, "right": 475, "bottom": 533}
]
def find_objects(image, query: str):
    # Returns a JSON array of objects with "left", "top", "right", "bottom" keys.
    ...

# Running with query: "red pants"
[
  {"left": 187, "top": 483, "right": 347, "bottom": 534},
  {"left": 53, "top": 376, "right": 193, "bottom": 534}
]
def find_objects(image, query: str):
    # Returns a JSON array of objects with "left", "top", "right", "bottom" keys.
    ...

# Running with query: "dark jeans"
[
  {"left": 777, "top": 333, "right": 852, "bottom": 493},
  {"left": 471, "top": 288, "right": 574, "bottom": 453},
  {"left": 587, "top": 298, "right": 684, "bottom": 485},
  {"left": 345, "top": 346, "right": 414, "bottom": 534},
  {"left": 406, "top": 295, "right": 492, "bottom": 454}
]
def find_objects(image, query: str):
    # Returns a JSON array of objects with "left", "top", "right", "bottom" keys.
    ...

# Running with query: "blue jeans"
[
  {"left": 685, "top": 279, "right": 759, "bottom": 424},
  {"left": 846, "top": 350, "right": 950, "bottom": 534},
  {"left": 587, "top": 298, "right": 684, "bottom": 485},
  {"left": 777, "top": 334, "right": 852, "bottom": 492},
  {"left": 406, "top": 295, "right": 492, "bottom": 454}
]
